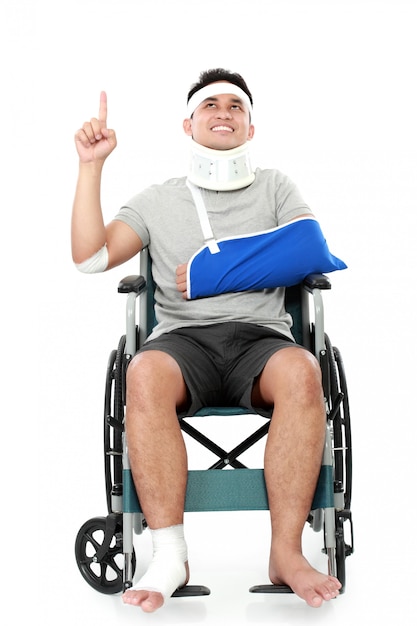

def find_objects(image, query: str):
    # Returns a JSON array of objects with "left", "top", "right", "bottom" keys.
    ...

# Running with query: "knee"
[
  {"left": 126, "top": 351, "right": 159, "bottom": 388},
  {"left": 125, "top": 353, "right": 154, "bottom": 413},
  {"left": 125, "top": 350, "right": 187, "bottom": 409},
  {"left": 126, "top": 351, "right": 172, "bottom": 395},
  {"left": 266, "top": 348, "right": 323, "bottom": 402},
  {"left": 298, "top": 349, "right": 322, "bottom": 381},
  {"left": 289, "top": 349, "right": 322, "bottom": 392},
  {"left": 293, "top": 352, "right": 325, "bottom": 412}
]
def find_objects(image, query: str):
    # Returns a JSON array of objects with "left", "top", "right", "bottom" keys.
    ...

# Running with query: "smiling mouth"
[{"left": 211, "top": 125, "right": 234, "bottom": 132}]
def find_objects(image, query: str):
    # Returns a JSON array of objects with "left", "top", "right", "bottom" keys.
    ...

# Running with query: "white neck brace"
[{"left": 187, "top": 140, "right": 255, "bottom": 191}]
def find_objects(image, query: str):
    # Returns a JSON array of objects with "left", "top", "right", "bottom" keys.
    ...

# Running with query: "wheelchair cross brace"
[{"left": 179, "top": 414, "right": 270, "bottom": 469}]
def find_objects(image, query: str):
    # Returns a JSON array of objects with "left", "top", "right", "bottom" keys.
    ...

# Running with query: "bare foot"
[
  {"left": 122, "top": 561, "right": 189, "bottom": 613},
  {"left": 122, "top": 589, "right": 165, "bottom": 612},
  {"left": 269, "top": 551, "right": 341, "bottom": 608}
]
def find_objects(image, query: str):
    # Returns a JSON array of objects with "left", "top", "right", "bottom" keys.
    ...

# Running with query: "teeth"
[{"left": 212, "top": 126, "right": 233, "bottom": 132}]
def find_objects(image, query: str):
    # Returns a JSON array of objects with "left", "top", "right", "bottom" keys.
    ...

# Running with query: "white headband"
[{"left": 187, "top": 82, "right": 253, "bottom": 117}]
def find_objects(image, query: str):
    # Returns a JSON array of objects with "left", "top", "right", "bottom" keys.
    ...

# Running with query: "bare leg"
[
  {"left": 122, "top": 350, "right": 190, "bottom": 612},
  {"left": 253, "top": 347, "right": 341, "bottom": 607}
]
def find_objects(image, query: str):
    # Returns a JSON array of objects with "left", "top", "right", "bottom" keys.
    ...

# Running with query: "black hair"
[{"left": 187, "top": 68, "right": 253, "bottom": 107}]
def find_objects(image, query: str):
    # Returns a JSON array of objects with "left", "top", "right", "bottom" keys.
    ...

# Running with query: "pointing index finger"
[{"left": 99, "top": 91, "right": 107, "bottom": 126}]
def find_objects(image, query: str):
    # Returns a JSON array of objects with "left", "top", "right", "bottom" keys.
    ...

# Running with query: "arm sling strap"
[{"left": 185, "top": 180, "right": 347, "bottom": 300}]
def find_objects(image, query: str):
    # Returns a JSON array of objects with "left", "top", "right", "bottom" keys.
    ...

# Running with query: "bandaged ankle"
[{"left": 130, "top": 524, "right": 188, "bottom": 600}]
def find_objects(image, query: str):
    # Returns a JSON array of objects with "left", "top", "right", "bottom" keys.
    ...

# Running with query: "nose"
[{"left": 216, "top": 106, "right": 232, "bottom": 119}]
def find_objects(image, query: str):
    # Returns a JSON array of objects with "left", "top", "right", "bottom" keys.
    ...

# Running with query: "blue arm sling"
[{"left": 186, "top": 217, "right": 347, "bottom": 300}]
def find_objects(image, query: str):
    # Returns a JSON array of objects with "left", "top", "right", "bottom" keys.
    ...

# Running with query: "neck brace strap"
[{"left": 187, "top": 140, "right": 255, "bottom": 191}]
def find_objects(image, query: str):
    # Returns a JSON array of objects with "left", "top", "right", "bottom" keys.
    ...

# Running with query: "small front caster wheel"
[{"left": 75, "top": 516, "right": 136, "bottom": 594}]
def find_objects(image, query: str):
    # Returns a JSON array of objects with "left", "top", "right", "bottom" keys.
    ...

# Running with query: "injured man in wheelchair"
[{"left": 71, "top": 68, "right": 347, "bottom": 612}]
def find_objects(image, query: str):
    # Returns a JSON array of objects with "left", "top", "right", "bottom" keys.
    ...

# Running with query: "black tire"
[
  {"left": 325, "top": 337, "right": 352, "bottom": 511},
  {"left": 104, "top": 337, "right": 126, "bottom": 514},
  {"left": 104, "top": 348, "right": 118, "bottom": 513},
  {"left": 75, "top": 516, "right": 136, "bottom": 595},
  {"left": 323, "top": 337, "right": 353, "bottom": 592},
  {"left": 335, "top": 531, "right": 346, "bottom": 592},
  {"left": 333, "top": 346, "right": 352, "bottom": 510}
]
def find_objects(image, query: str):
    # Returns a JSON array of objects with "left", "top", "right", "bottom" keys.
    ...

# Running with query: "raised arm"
[{"left": 71, "top": 92, "right": 142, "bottom": 270}]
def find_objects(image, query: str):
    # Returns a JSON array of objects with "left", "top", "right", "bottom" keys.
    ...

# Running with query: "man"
[{"left": 72, "top": 68, "right": 342, "bottom": 612}]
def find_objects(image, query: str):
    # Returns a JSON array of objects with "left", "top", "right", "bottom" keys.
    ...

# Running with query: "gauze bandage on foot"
[{"left": 130, "top": 524, "right": 188, "bottom": 600}]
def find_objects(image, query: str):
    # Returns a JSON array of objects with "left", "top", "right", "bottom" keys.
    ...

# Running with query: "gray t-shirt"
[{"left": 114, "top": 168, "right": 312, "bottom": 341}]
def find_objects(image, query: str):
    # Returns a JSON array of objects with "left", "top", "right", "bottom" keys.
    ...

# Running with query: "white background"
[{"left": 3, "top": 0, "right": 416, "bottom": 623}]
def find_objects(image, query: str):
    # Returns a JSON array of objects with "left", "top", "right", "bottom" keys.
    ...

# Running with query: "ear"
[
  {"left": 247, "top": 124, "right": 255, "bottom": 141},
  {"left": 183, "top": 118, "right": 193, "bottom": 136}
]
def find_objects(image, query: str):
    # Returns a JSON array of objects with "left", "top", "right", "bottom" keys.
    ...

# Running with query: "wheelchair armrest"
[
  {"left": 302, "top": 273, "right": 332, "bottom": 291},
  {"left": 117, "top": 275, "right": 147, "bottom": 294}
]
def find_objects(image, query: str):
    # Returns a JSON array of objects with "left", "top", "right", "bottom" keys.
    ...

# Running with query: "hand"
[
  {"left": 176, "top": 263, "right": 188, "bottom": 299},
  {"left": 74, "top": 91, "right": 117, "bottom": 163}
]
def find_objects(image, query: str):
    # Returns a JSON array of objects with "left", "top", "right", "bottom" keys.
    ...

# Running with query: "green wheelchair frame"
[{"left": 75, "top": 249, "right": 353, "bottom": 597}]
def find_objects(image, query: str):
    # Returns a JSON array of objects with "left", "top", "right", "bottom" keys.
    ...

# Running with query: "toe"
[{"left": 309, "top": 594, "right": 323, "bottom": 608}]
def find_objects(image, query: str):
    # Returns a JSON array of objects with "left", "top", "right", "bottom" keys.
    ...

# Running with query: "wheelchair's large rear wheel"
[
  {"left": 75, "top": 516, "right": 136, "bottom": 595},
  {"left": 324, "top": 338, "right": 353, "bottom": 592},
  {"left": 76, "top": 337, "right": 137, "bottom": 595},
  {"left": 104, "top": 336, "right": 126, "bottom": 514}
]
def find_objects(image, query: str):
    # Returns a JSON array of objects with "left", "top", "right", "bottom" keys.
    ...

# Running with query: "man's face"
[{"left": 183, "top": 88, "right": 255, "bottom": 150}]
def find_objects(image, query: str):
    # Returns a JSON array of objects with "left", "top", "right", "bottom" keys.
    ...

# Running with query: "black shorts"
[{"left": 138, "top": 322, "right": 305, "bottom": 417}]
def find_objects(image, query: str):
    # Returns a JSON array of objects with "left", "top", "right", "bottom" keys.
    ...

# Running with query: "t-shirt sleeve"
[{"left": 112, "top": 186, "right": 160, "bottom": 248}]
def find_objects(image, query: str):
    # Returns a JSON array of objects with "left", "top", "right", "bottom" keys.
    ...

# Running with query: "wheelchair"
[{"left": 75, "top": 250, "right": 353, "bottom": 598}]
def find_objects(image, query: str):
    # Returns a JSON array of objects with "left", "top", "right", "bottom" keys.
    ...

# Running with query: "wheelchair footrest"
[
  {"left": 249, "top": 584, "right": 293, "bottom": 594},
  {"left": 172, "top": 585, "right": 211, "bottom": 597}
]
